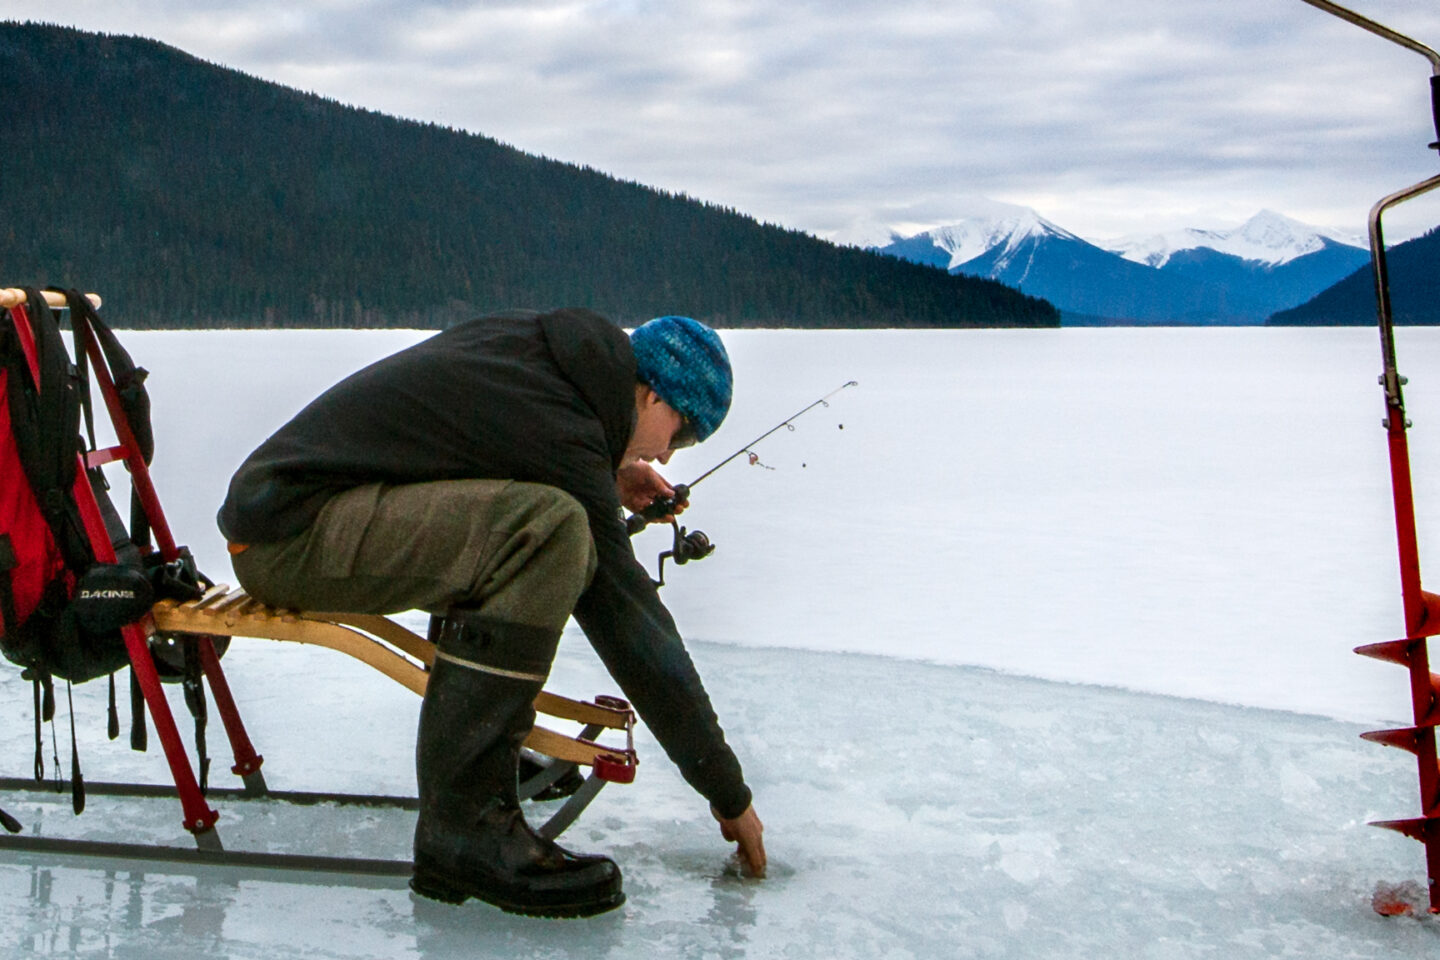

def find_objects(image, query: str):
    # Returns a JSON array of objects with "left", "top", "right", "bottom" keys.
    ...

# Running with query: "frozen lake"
[
  {"left": 1, "top": 326, "right": 1438, "bottom": 957},
  {"left": 127, "top": 325, "right": 1438, "bottom": 722}
]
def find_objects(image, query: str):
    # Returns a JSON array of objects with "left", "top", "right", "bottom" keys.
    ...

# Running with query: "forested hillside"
[
  {"left": 0, "top": 23, "right": 1059, "bottom": 330},
  {"left": 1269, "top": 229, "right": 1440, "bottom": 326}
]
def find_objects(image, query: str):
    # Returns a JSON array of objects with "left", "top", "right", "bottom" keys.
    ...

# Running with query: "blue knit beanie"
[{"left": 630, "top": 316, "right": 732, "bottom": 442}]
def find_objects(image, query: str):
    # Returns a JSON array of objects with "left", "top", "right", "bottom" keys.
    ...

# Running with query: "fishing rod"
[
  {"left": 626, "top": 379, "right": 858, "bottom": 587},
  {"left": 625, "top": 379, "right": 859, "bottom": 536}
]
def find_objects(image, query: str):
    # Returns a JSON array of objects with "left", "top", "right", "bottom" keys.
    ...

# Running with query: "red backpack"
[
  {"left": 0, "top": 288, "right": 159, "bottom": 685},
  {"left": 0, "top": 288, "right": 219, "bottom": 829}
]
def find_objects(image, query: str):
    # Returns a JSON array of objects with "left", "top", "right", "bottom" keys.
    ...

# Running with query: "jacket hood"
[{"left": 536, "top": 308, "right": 636, "bottom": 470}]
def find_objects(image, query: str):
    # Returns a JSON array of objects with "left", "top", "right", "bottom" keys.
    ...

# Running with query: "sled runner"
[{"left": 0, "top": 287, "right": 636, "bottom": 880}]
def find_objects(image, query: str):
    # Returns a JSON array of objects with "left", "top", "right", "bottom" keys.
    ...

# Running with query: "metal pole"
[
  {"left": 1370, "top": 175, "right": 1440, "bottom": 414},
  {"left": 1296, "top": 0, "right": 1440, "bottom": 74}
]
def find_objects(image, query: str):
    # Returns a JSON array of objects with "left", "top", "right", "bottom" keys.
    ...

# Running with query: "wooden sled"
[
  {"left": 148, "top": 584, "right": 638, "bottom": 839},
  {"left": 0, "top": 589, "right": 636, "bottom": 878}
]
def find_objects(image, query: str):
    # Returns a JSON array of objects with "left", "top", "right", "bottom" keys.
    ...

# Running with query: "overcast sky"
[{"left": 16, "top": 0, "right": 1440, "bottom": 243}]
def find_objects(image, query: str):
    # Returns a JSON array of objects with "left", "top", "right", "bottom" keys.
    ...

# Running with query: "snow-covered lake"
[
  {"left": 133, "top": 325, "right": 1432, "bottom": 722},
  {"left": 1, "top": 326, "right": 1437, "bottom": 957}
]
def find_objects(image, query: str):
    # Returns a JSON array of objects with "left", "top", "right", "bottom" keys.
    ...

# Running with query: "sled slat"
[
  {"left": 154, "top": 603, "right": 427, "bottom": 694},
  {"left": 305, "top": 612, "right": 433, "bottom": 665},
  {"left": 209, "top": 590, "right": 254, "bottom": 615},
  {"left": 150, "top": 598, "right": 636, "bottom": 773},
  {"left": 191, "top": 584, "right": 231, "bottom": 611},
  {"left": 534, "top": 691, "right": 631, "bottom": 730},
  {"left": 231, "top": 596, "right": 264, "bottom": 618}
]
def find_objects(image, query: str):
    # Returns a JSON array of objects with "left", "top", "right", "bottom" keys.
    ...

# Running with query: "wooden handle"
[{"left": 0, "top": 288, "right": 102, "bottom": 309}]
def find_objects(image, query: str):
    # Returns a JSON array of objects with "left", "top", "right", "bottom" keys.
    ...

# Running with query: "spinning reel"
[
  {"left": 652, "top": 519, "right": 714, "bottom": 588},
  {"left": 624, "top": 482, "right": 715, "bottom": 586}
]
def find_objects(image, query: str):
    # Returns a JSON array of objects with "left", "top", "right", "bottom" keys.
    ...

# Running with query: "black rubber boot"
[{"left": 411, "top": 611, "right": 624, "bottom": 918}]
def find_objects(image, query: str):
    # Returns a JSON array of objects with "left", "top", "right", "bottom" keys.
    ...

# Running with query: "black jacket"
[{"left": 218, "top": 308, "right": 751, "bottom": 817}]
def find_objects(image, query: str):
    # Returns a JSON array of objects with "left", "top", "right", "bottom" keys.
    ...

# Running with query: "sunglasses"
[{"left": 670, "top": 416, "right": 698, "bottom": 451}]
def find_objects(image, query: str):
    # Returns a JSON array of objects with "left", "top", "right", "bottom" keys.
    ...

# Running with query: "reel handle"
[{"left": 624, "top": 483, "right": 690, "bottom": 536}]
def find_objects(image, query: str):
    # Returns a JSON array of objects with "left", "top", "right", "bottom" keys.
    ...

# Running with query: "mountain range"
[
  {"left": 0, "top": 23, "right": 1057, "bottom": 330},
  {"left": 12, "top": 22, "right": 1426, "bottom": 331},
  {"left": 868, "top": 201, "right": 1371, "bottom": 325}
]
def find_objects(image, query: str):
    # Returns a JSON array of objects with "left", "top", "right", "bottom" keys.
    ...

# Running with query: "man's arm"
[
  {"left": 572, "top": 548, "right": 753, "bottom": 818},
  {"left": 613, "top": 461, "right": 765, "bottom": 876},
  {"left": 553, "top": 446, "right": 758, "bottom": 859}
]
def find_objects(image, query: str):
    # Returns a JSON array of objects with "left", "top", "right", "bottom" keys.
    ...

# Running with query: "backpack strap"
[
  {"left": 57, "top": 289, "right": 155, "bottom": 549},
  {"left": 180, "top": 639, "right": 210, "bottom": 793},
  {"left": 129, "top": 667, "right": 147, "bottom": 752},
  {"left": 31, "top": 674, "right": 43, "bottom": 781},
  {"left": 107, "top": 672, "right": 119, "bottom": 740},
  {"left": 68, "top": 315, "right": 98, "bottom": 457},
  {"left": 8, "top": 291, "right": 91, "bottom": 572},
  {"left": 65, "top": 682, "right": 85, "bottom": 815},
  {"left": 57, "top": 290, "right": 153, "bottom": 462},
  {"left": 0, "top": 534, "right": 16, "bottom": 638}
]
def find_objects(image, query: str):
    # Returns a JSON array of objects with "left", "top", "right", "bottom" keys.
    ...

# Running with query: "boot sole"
[{"left": 410, "top": 872, "right": 626, "bottom": 919}]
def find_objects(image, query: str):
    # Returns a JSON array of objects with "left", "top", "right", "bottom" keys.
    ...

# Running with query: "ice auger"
[{"left": 1300, "top": 0, "right": 1440, "bottom": 916}]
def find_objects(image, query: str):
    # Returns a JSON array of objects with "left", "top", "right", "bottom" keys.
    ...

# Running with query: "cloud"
[{"left": 13, "top": 0, "right": 1440, "bottom": 239}]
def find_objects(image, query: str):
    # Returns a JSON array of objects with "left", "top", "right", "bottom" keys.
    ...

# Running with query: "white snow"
[
  {"left": 1, "top": 327, "right": 1438, "bottom": 957},
  {"left": 1100, "top": 210, "right": 1367, "bottom": 267},
  {"left": 826, "top": 216, "right": 903, "bottom": 250},
  {"left": 879, "top": 205, "right": 1365, "bottom": 270},
  {"left": 894, "top": 198, "right": 1082, "bottom": 270}
]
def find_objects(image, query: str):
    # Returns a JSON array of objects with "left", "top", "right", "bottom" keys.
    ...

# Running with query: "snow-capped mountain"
[
  {"left": 897, "top": 198, "right": 1085, "bottom": 272},
  {"left": 872, "top": 203, "right": 1370, "bottom": 324},
  {"left": 1101, "top": 210, "right": 1366, "bottom": 268},
  {"left": 829, "top": 216, "right": 905, "bottom": 251}
]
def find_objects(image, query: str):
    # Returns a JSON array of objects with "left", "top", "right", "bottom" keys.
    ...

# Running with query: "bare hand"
[
  {"left": 616, "top": 459, "right": 687, "bottom": 518},
  {"left": 713, "top": 804, "right": 766, "bottom": 878}
]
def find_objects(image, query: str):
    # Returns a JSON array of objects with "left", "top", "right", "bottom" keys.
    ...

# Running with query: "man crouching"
[{"left": 217, "top": 310, "right": 764, "bottom": 917}]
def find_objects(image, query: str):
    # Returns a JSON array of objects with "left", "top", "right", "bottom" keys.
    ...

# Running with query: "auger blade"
[
  {"left": 1355, "top": 638, "right": 1422, "bottom": 666},
  {"left": 1361, "top": 727, "right": 1425, "bottom": 754},
  {"left": 1371, "top": 816, "right": 1440, "bottom": 843}
]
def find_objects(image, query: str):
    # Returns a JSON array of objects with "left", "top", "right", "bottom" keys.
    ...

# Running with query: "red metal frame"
[
  {"left": 6, "top": 301, "right": 267, "bottom": 844},
  {"left": 198, "top": 636, "right": 264, "bottom": 781},
  {"left": 1350, "top": 174, "right": 1440, "bottom": 915},
  {"left": 76, "top": 324, "right": 182, "bottom": 561}
]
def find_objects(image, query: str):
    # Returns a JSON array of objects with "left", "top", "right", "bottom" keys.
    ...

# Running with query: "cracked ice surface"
[
  {"left": 1, "top": 327, "right": 1439, "bottom": 957},
  {"left": 0, "top": 644, "right": 1436, "bottom": 958}
]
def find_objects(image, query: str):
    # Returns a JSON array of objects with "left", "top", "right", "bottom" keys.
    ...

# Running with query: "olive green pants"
[{"left": 232, "top": 480, "right": 598, "bottom": 634}]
